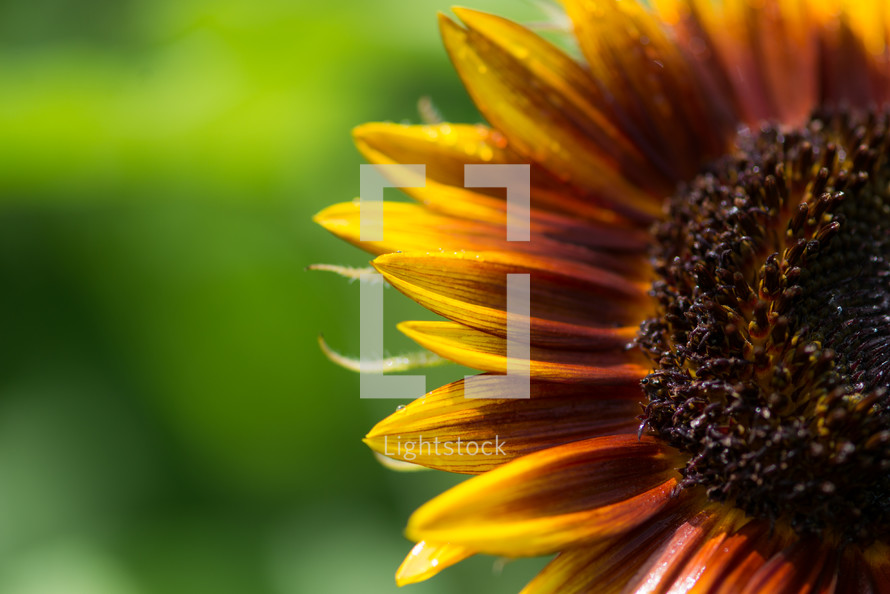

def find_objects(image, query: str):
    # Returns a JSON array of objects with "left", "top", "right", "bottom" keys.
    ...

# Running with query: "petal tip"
[
  {"left": 352, "top": 121, "right": 390, "bottom": 144},
  {"left": 438, "top": 10, "right": 460, "bottom": 31}
]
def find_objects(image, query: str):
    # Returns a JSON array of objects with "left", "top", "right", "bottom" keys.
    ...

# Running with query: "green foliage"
[{"left": 0, "top": 0, "right": 550, "bottom": 592}]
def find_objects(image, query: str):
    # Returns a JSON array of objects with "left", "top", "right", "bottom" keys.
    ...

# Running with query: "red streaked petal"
[
  {"left": 439, "top": 10, "right": 666, "bottom": 221},
  {"left": 563, "top": 0, "right": 733, "bottom": 177},
  {"left": 708, "top": 0, "right": 818, "bottom": 125},
  {"left": 817, "top": 3, "right": 890, "bottom": 110},
  {"left": 623, "top": 504, "right": 727, "bottom": 594},
  {"left": 354, "top": 123, "right": 651, "bottom": 249},
  {"left": 314, "top": 201, "right": 647, "bottom": 271},
  {"left": 682, "top": 519, "right": 787, "bottom": 594},
  {"left": 749, "top": 0, "right": 820, "bottom": 125},
  {"left": 398, "top": 320, "right": 649, "bottom": 383},
  {"left": 395, "top": 541, "right": 474, "bottom": 586},
  {"left": 354, "top": 122, "right": 620, "bottom": 223},
  {"left": 520, "top": 543, "right": 639, "bottom": 594},
  {"left": 738, "top": 538, "right": 835, "bottom": 594},
  {"left": 405, "top": 434, "right": 682, "bottom": 556},
  {"left": 654, "top": 0, "right": 819, "bottom": 126},
  {"left": 652, "top": 0, "right": 742, "bottom": 126},
  {"left": 520, "top": 499, "right": 719, "bottom": 594},
  {"left": 373, "top": 251, "right": 648, "bottom": 348},
  {"left": 365, "top": 376, "right": 641, "bottom": 473}
]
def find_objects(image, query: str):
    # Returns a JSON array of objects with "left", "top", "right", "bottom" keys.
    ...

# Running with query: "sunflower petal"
[
  {"left": 835, "top": 551, "right": 878, "bottom": 594},
  {"left": 405, "top": 434, "right": 681, "bottom": 556},
  {"left": 354, "top": 122, "right": 514, "bottom": 190},
  {"left": 365, "top": 376, "right": 641, "bottom": 473},
  {"left": 738, "top": 538, "right": 835, "bottom": 594},
  {"left": 747, "top": 0, "right": 820, "bottom": 125},
  {"left": 372, "top": 452, "right": 431, "bottom": 472},
  {"left": 562, "top": 0, "right": 733, "bottom": 176},
  {"left": 395, "top": 541, "right": 474, "bottom": 586},
  {"left": 817, "top": 2, "right": 890, "bottom": 109},
  {"left": 710, "top": 0, "right": 818, "bottom": 124},
  {"left": 354, "top": 123, "right": 651, "bottom": 250},
  {"left": 520, "top": 501, "right": 718, "bottom": 594},
  {"left": 314, "top": 201, "right": 645, "bottom": 270},
  {"left": 863, "top": 543, "right": 890, "bottom": 593},
  {"left": 398, "top": 321, "right": 649, "bottom": 383},
  {"left": 654, "top": 0, "right": 819, "bottom": 125},
  {"left": 439, "top": 10, "right": 667, "bottom": 221},
  {"left": 519, "top": 542, "right": 639, "bottom": 594},
  {"left": 623, "top": 504, "right": 727, "bottom": 593},
  {"left": 373, "top": 251, "right": 647, "bottom": 348},
  {"left": 677, "top": 519, "right": 786, "bottom": 594}
]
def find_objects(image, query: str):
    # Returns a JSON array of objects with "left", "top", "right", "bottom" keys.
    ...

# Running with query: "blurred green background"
[{"left": 0, "top": 0, "right": 555, "bottom": 592}]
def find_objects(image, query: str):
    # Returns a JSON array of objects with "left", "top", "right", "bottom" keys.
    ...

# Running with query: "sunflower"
[{"left": 315, "top": 1, "right": 890, "bottom": 591}]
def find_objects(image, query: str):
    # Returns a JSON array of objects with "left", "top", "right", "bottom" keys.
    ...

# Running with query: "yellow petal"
[
  {"left": 398, "top": 320, "right": 649, "bottom": 384},
  {"left": 406, "top": 434, "right": 681, "bottom": 556},
  {"left": 365, "top": 376, "right": 640, "bottom": 474},
  {"left": 440, "top": 10, "right": 666, "bottom": 221},
  {"left": 354, "top": 122, "right": 513, "bottom": 190},
  {"left": 373, "top": 251, "right": 647, "bottom": 348},
  {"left": 314, "top": 201, "right": 645, "bottom": 270},
  {"left": 395, "top": 541, "right": 474, "bottom": 586},
  {"left": 354, "top": 122, "right": 651, "bottom": 248}
]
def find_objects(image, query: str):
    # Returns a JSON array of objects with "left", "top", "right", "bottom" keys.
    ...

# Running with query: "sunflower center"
[{"left": 638, "top": 109, "right": 890, "bottom": 545}]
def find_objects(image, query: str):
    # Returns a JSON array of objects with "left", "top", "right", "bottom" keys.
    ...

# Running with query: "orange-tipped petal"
[
  {"left": 405, "top": 434, "right": 681, "bottom": 557},
  {"left": 395, "top": 541, "right": 474, "bottom": 586},
  {"left": 365, "top": 376, "right": 641, "bottom": 473},
  {"left": 398, "top": 320, "right": 649, "bottom": 384}
]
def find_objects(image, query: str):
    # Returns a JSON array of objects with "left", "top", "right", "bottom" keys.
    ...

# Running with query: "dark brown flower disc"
[{"left": 639, "top": 109, "right": 890, "bottom": 545}]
